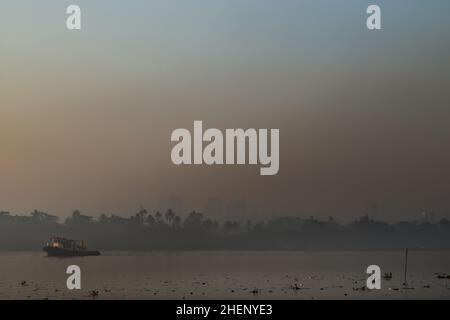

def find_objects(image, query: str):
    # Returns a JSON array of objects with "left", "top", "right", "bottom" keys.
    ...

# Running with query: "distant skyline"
[{"left": 1, "top": 1, "right": 450, "bottom": 222}]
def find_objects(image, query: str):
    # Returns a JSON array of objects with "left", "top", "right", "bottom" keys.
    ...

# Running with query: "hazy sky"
[{"left": 1, "top": 1, "right": 450, "bottom": 222}]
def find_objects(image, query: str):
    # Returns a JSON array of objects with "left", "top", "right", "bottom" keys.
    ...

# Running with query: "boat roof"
[{"left": 51, "top": 237, "right": 82, "bottom": 242}]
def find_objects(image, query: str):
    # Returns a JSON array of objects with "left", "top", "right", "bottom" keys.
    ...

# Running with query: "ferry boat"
[{"left": 43, "top": 237, "right": 100, "bottom": 257}]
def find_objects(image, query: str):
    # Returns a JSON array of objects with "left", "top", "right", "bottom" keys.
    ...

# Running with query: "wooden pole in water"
[{"left": 403, "top": 248, "right": 408, "bottom": 286}]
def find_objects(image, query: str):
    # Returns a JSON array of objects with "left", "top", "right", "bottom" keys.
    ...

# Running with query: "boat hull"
[{"left": 43, "top": 246, "right": 100, "bottom": 257}]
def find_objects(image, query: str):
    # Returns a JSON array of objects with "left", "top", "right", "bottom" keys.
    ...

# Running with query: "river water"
[{"left": 0, "top": 251, "right": 449, "bottom": 299}]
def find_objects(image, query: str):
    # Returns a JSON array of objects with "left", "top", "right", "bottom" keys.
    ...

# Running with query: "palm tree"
[
  {"left": 146, "top": 214, "right": 156, "bottom": 226},
  {"left": 172, "top": 215, "right": 181, "bottom": 228},
  {"left": 155, "top": 211, "right": 164, "bottom": 224},
  {"left": 164, "top": 209, "right": 176, "bottom": 226},
  {"left": 134, "top": 207, "right": 148, "bottom": 225}
]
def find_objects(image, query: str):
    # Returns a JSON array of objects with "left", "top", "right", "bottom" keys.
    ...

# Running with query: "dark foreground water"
[{"left": 0, "top": 251, "right": 449, "bottom": 299}]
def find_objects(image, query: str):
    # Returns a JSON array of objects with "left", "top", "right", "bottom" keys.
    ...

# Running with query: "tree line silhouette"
[{"left": 1, "top": 209, "right": 450, "bottom": 250}]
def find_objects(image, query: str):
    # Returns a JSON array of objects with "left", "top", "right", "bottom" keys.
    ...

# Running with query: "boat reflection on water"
[{"left": 43, "top": 237, "right": 100, "bottom": 257}]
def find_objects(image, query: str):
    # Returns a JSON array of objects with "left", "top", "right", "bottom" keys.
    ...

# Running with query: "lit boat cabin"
[{"left": 47, "top": 237, "right": 86, "bottom": 250}]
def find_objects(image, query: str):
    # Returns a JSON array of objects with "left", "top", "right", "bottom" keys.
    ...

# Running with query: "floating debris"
[
  {"left": 250, "top": 288, "right": 260, "bottom": 295},
  {"left": 289, "top": 283, "right": 307, "bottom": 291},
  {"left": 402, "top": 286, "right": 415, "bottom": 290},
  {"left": 389, "top": 287, "right": 400, "bottom": 291},
  {"left": 89, "top": 290, "right": 99, "bottom": 298},
  {"left": 383, "top": 272, "right": 393, "bottom": 280},
  {"left": 353, "top": 286, "right": 366, "bottom": 291}
]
